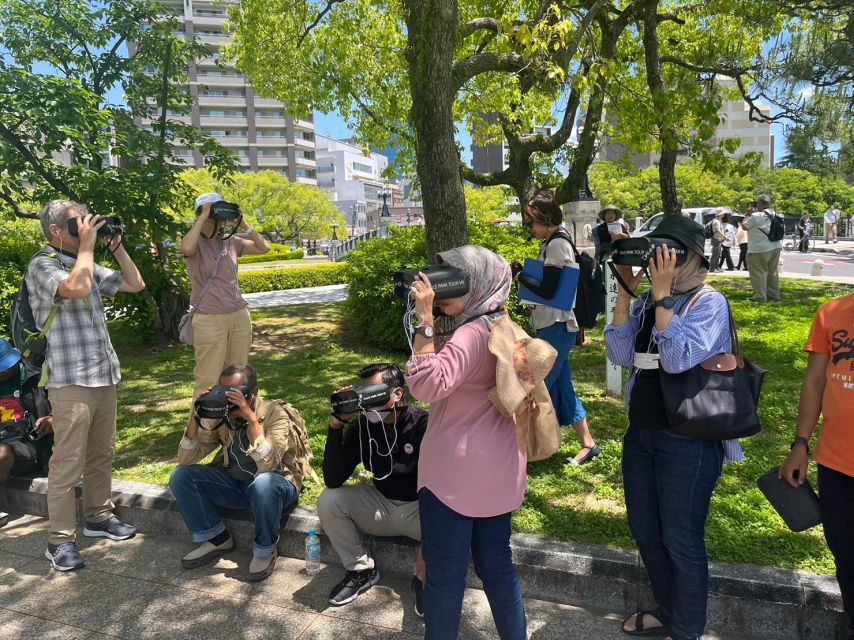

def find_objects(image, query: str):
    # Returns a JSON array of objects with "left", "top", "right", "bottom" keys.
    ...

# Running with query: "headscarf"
[
  {"left": 672, "top": 251, "right": 708, "bottom": 295},
  {"left": 435, "top": 245, "right": 510, "bottom": 334}
]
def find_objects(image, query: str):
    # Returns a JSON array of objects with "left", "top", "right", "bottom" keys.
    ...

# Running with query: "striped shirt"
[
  {"left": 25, "top": 248, "right": 123, "bottom": 388},
  {"left": 604, "top": 289, "right": 744, "bottom": 463}
]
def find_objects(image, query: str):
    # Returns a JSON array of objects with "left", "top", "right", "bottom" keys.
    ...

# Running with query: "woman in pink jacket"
[{"left": 406, "top": 245, "right": 527, "bottom": 640}]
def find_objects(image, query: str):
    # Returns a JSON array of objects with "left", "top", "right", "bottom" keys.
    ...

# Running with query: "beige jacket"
[{"left": 177, "top": 396, "right": 305, "bottom": 492}]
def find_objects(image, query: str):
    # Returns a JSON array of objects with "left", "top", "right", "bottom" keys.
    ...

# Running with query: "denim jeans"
[
  {"left": 536, "top": 321, "right": 586, "bottom": 426},
  {"left": 419, "top": 489, "right": 526, "bottom": 640},
  {"left": 818, "top": 464, "right": 854, "bottom": 634},
  {"left": 169, "top": 465, "right": 298, "bottom": 557},
  {"left": 622, "top": 425, "right": 723, "bottom": 639}
]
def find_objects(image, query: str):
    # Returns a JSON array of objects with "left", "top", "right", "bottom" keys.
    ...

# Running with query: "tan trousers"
[
  {"left": 825, "top": 222, "right": 838, "bottom": 243},
  {"left": 191, "top": 307, "right": 252, "bottom": 398},
  {"left": 317, "top": 483, "right": 421, "bottom": 571},
  {"left": 48, "top": 385, "right": 117, "bottom": 544},
  {"left": 747, "top": 248, "right": 781, "bottom": 301}
]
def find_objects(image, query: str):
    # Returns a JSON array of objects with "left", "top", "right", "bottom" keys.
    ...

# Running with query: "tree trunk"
[{"left": 404, "top": 0, "right": 468, "bottom": 256}]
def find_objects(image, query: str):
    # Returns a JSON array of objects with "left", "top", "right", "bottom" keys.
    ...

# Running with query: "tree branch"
[
  {"left": 659, "top": 55, "right": 760, "bottom": 76},
  {"left": 347, "top": 90, "right": 415, "bottom": 144},
  {"left": 0, "top": 190, "right": 39, "bottom": 219},
  {"left": 297, "top": 0, "right": 344, "bottom": 46},
  {"left": 459, "top": 17, "right": 500, "bottom": 39},
  {"left": 452, "top": 52, "right": 526, "bottom": 92},
  {"left": 459, "top": 163, "right": 512, "bottom": 187},
  {"left": 0, "top": 123, "right": 83, "bottom": 203}
]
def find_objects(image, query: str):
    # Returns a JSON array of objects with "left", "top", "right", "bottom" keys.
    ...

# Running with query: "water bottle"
[{"left": 305, "top": 529, "right": 321, "bottom": 576}]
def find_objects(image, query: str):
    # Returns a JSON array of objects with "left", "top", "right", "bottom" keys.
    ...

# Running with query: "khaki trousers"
[
  {"left": 191, "top": 307, "right": 252, "bottom": 398},
  {"left": 48, "top": 385, "right": 117, "bottom": 544},
  {"left": 317, "top": 483, "right": 421, "bottom": 571},
  {"left": 825, "top": 222, "right": 838, "bottom": 243},
  {"left": 747, "top": 248, "right": 781, "bottom": 301}
]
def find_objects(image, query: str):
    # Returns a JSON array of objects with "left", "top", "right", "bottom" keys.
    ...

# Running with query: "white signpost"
[{"left": 605, "top": 265, "right": 623, "bottom": 398}]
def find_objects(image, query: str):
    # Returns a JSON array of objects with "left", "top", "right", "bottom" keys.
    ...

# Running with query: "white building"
[
  {"left": 315, "top": 135, "right": 390, "bottom": 234},
  {"left": 133, "top": 0, "right": 317, "bottom": 184}
]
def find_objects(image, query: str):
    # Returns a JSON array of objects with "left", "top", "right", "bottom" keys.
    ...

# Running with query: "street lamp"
[
  {"left": 329, "top": 222, "right": 339, "bottom": 261},
  {"left": 379, "top": 188, "right": 392, "bottom": 234}
]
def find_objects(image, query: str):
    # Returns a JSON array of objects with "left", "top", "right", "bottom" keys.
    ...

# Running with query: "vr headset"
[
  {"left": 210, "top": 201, "right": 242, "bottom": 221},
  {"left": 330, "top": 383, "right": 391, "bottom": 416},
  {"left": 68, "top": 216, "right": 125, "bottom": 238},
  {"left": 610, "top": 237, "right": 689, "bottom": 268},
  {"left": 393, "top": 264, "right": 470, "bottom": 300},
  {"left": 194, "top": 384, "right": 252, "bottom": 430}
]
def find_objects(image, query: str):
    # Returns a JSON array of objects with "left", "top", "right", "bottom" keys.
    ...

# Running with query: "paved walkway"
[
  {"left": 244, "top": 284, "right": 347, "bottom": 308},
  {"left": 0, "top": 513, "right": 751, "bottom": 640}
]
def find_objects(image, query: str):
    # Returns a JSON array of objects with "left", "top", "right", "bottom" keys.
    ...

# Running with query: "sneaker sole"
[
  {"left": 181, "top": 544, "right": 236, "bottom": 570},
  {"left": 328, "top": 570, "right": 381, "bottom": 606},
  {"left": 44, "top": 548, "right": 84, "bottom": 572},
  {"left": 82, "top": 527, "right": 136, "bottom": 541}
]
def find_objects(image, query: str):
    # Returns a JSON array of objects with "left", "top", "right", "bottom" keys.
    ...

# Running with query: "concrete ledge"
[{"left": 1, "top": 476, "right": 846, "bottom": 639}]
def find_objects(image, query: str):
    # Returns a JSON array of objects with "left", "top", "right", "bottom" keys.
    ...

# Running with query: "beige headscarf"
[{"left": 672, "top": 252, "right": 708, "bottom": 295}]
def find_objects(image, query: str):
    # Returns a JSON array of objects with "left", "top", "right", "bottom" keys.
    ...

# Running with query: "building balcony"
[
  {"left": 189, "top": 14, "right": 227, "bottom": 28},
  {"left": 294, "top": 136, "right": 315, "bottom": 150},
  {"left": 257, "top": 156, "right": 289, "bottom": 167},
  {"left": 296, "top": 176, "right": 317, "bottom": 186},
  {"left": 193, "top": 75, "right": 245, "bottom": 87},
  {"left": 209, "top": 136, "right": 249, "bottom": 146},
  {"left": 198, "top": 116, "right": 248, "bottom": 127},
  {"left": 197, "top": 96, "right": 247, "bottom": 107},
  {"left": 254, "top": 97, "right": 287, "bottom": 108},
  {"left": 254, "top": 116, "right": 288, "bottom": 126},
  {"left": 295, "top": 156, "right": 316, "bottom": 168},
  {"left": 294, "top": 118, "right": 314, "bottom": 129},
  {"left": 195, "top": 33, "right": 232, "bottom": 46}
]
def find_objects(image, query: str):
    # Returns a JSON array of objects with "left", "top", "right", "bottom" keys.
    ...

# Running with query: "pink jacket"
[{"left": 406, "top": 319, "right": 528, "bottom": 517}]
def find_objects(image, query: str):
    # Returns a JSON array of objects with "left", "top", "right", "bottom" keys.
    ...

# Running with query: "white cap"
[{"left": 195, "top": 192, "right": 223, "bottom": 212}]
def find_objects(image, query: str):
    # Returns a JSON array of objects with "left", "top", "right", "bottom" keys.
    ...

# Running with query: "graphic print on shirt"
[{"left": 831, "top": 329, "right": 854, "bottom": 389}]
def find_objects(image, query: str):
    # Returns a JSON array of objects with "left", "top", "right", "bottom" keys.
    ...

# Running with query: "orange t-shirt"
[{"left": 805, "top": 294, "right": 854, "bottom": 477}]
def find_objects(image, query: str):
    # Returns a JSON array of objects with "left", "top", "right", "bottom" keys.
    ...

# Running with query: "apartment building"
[
  {"left": 471, "top": 117, "right": 554, "bottom": 174},
  {"left": 134, "top": 0, "right": 317, "bottom": 184}
]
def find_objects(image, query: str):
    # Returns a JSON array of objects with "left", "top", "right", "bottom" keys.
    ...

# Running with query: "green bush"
[
  {"left": 343, "top": 222, "right": 539, "bottom": 352},
  {"left": 239, "top": 249, "right": 304, "bottom": 264},
  {"left": 0, "top": 226, "right": 43, "bottom": 335},
  {"left": 238, "top": 262, "right": 347, "bottom": 293}
]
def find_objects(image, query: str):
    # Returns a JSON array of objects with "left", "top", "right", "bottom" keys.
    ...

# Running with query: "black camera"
[
  {"left": 68, "top": 216, "right": 125, "bottom": 238},
  {"left": 210, "top": 201, "right": 242, "bottom": 221},
  {"left": 330, "top": 383, "right": 391, "bottom": 416},
  {"left": 393, "top": 265, "right": 470, "bottom": 300},
  {"left": 194, "top": 384, "right": 252, "bottom": 429},
  {"left": 611, "top": 237, "right": 688, "bottom": 268}
]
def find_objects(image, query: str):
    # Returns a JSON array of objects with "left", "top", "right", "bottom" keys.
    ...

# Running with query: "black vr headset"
[
  {"left": 393, "top": 264, "right": 470, "bottom": 301},
  {"left": 194, "top": 384, "right": 253, "bottom": 430},
  {"left": 610, "top": 237, "right": 689, "bottom": 268},
  {"left": 330, "top": 383, "right": 392, "bottom": 417},
  {"left": 197, "top": 201, "right": 243, "bottom": 239},
  {"left": 68, "top": 216, "right": 125, "bottom": 238}
]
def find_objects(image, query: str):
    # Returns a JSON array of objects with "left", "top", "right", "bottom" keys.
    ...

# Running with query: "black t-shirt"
[{"left": 322, "top": 404, "right": 428, "bottom": 502}]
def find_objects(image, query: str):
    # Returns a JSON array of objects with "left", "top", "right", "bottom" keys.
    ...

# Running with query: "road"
[{"left": 777, "top": 250, "right": 854, "bottom": 279}]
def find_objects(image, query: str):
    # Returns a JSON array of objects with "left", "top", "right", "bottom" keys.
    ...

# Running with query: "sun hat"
[
  {"left": 647, "top": 213, "right": 710, "bottom": 268},
  {"left": 599, "top": 204, "right": 623, "bottom": 218},
  {"left": 194, "top": 192, "right": 223, "bottom": 213},
  {"left": 0, "top": 339, "right": 23, "bottom": 374}
]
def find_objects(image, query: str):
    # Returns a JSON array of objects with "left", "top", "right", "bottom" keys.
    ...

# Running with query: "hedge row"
[
  {"left": 238, "top": 262, "right": 347, "bottom": 293},
  {"left": 239, "top": 249, "right": 304, "bottom": 264}
]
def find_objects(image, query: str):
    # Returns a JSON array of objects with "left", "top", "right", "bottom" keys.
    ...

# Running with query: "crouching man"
[
  {"left": 318, "top": 363, "right": 428, "bottom": 613},
  {"left": 169, "top": 364, "right": 309, "bottom": 581}
]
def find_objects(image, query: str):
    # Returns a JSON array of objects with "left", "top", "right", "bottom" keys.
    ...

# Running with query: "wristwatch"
[
  {"left": 790, "top": 436, "right": 810, "bottom": 454},
  {"left": 415, "top": 324, "right": 435, "bottom": 338},
  {"left": 653, "top": 296, "right": 676, "bottom": 310}
]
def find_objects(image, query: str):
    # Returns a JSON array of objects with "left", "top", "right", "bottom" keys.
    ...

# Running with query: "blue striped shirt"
[{"left": 604, "top": 289, "right": 744, "bottom": 463}]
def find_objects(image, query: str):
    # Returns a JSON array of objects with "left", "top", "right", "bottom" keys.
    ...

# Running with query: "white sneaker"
[
  {"left": 181, "top": 535, "right": 235, "bottom": 569},
  {"left": 248, "top": 549, "right": 278, "bottom": 582},
  {"left": 0, "top": 512, "right": 8, "bottom": 528}
]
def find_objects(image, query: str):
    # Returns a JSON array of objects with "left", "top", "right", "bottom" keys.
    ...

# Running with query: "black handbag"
[{"left": 659, "top": 300, "right": 766, "bottom": 440}]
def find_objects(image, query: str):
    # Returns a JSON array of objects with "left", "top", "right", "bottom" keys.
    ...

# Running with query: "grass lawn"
[{"left": 111, "top": 277, "right": 851, "bottom": 574}]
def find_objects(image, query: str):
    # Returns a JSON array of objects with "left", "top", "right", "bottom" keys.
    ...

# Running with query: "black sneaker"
[
  {"left": 82, "top": 516, "right": 136, "bottom": 541},
  {"left": 328, "top": 568, "right": 380, "bottom": 606},
  {"left": 44, "top": 542, "right": 85, "bottom": 571},
  {"left": 412, "top": 574, "right": 424, "bottom": 617}
]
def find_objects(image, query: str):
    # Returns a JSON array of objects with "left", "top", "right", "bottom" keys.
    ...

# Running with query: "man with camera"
[
  {"left": 26, "top": 200, "right": 145, "bottom": 571},
  {"left": 169, "top": 364, "right": 308, "bottom": 581},
  {"left": 319, "top": 363, "right": 428, "bottom": 611},
  {"left": 0, "top": 339, "right": 54, "bottom": 528}
]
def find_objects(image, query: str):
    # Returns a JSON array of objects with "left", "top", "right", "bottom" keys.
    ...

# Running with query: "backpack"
[
  {"left": 11, "top": 250, "right": 61, "bottom": 373},
  {"left": 275, "top": 400, "right": 320, "bottom": 489},
  {"left": 703, "top": 219, "right": 716, "bottom": 240},
  {"left": 546, "top": 231, "right": 605, "bottom": 329},
  {"left": 759, "top": 212, "right": 785, "bottom": 242}
]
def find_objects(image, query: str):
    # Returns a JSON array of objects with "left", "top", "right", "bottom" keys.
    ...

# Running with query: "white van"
[{"left": 632, "top": 207, "right": 734, "bottom": 258}]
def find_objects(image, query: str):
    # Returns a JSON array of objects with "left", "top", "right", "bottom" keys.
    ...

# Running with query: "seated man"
[
  {"left": 0, "top": 339, "right": 54, "bottom": 528},
  {"left": 169, "top": 364, "right": 308, "bottom": 581},
  {"left": 318, "top": 363, "right": 428, "bottom": 612}
]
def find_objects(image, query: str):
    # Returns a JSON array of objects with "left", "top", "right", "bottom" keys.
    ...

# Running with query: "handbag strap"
[
  {"left": 190, "top": 243, "right": 225, "bottom": 312},
  {"left": 682, "top": 286, "right": 742, "bottom": 357}
]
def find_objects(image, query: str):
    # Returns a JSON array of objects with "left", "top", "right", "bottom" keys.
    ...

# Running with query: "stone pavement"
[
  {"left": 0, "top": 513, "right": 751, "bottom": 640},
  {"left": 244, "top": 284, "right": 347, "bottom": 308}
]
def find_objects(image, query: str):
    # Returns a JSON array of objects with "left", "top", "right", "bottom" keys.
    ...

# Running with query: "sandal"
[
  {"left": 567, "top": 444, "right": 601, "bottom": 466},
  {"left": 621, "top": 609, "right": 669, "bottom": 637}
]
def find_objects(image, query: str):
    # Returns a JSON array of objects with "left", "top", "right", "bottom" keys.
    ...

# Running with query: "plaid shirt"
[{"left": 25, "top": 247, "right": 123, "bottom": 388}]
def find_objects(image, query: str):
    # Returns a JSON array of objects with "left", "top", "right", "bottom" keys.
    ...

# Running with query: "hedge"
[
  {"left": 238, "top": 262, "right": 347, "bottom": 293},
  {"left": 239, "top": 249, "right": 304, "bottom": 264}
]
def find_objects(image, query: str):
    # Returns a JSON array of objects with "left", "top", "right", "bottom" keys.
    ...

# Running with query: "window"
[
  {"left": 352, "top": 161, "right": 373, "bottom": 174},
  {"left": 256, "top": 110, "right": 284, "bottom": 119},
  {"left": 194, "top": 8, "right": 225, "bottom": 16},
  {"left": 257, "top": 149, "right": 286, "bottom": 157},
  {"left": 363, "top": 184, "right": 380, "bottom": 203},
  {"left": 233, "top": 150, "right": 248, "bottom": 157},
  {"left": 201, "top": 109, "right": 246, "bottom": 118},
  {"left": 300, "top": 150, "right": 315, "bottom": 160},
  {"left": 301, "top": 131, "right": 314, "bottom": 141},
  {"left": 201, "top": 88, "right": 246, "bottom": 97},
  {"left": 256, "top": 130, "right": 284, "bottom": 138},
  {"left": 296, "top": 169, "right": 315, "bottom": 179}
]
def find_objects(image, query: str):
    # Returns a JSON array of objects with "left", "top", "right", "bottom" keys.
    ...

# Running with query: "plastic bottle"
[{"left": 305, "top": 529, "right": 321, "bottom": 576}]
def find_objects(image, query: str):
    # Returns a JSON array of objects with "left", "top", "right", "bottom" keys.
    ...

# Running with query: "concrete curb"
[{"left": 0, "top": 477, "right": 845, "bottom": 639}]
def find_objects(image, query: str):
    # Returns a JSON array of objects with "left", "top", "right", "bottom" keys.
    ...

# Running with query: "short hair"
[
  {"left": 755, "top": 194, "right": 771, "bottom": 207},
  {"left": 358, "top": 363, "right": 404, "bottom": 389},
  {"left": 39, "top": 200, "right": 88, "bottom": 239},
  {"left": 220, "top": 364, "right": 258, "bottom": 389},
  {"left": 526, "top": 191, "right": 563, "bottom": 227}
]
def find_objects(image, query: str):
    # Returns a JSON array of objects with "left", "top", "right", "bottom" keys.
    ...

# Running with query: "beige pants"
[
  {"left": 191, "top": 307, "right": 252, "bottom": 398},
  {"left": 825, "top": 222, "right": 838, "bottom": 243},
  {"left": 747, "top": 248, "right": 781, "bottom": 301},
  {"left": 48, "top": 385, "right": 117, "bottom": 544},
  {"left": 317, "top": 483, "right": 421, "bottom": 571}
]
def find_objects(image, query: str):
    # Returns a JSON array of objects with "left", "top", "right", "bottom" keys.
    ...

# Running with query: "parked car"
[{"left": 632, "top": 207, "right": 732, "bottom": 259}]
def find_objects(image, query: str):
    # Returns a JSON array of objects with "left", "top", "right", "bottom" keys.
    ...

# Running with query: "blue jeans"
[
  {"left": 419, "top": 489, "right": 526, "bottom": 640},
  {"left": 169, "top": 465, "right": 298, "bottom": 557},
  {"left": 622, "top": 425, "right": 723, "bottom": 639},
  {"left": 537, "top": 321, "right": 586, "bottom": 426}
]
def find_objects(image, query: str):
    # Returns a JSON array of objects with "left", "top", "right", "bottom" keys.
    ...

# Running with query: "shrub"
[
  {"left": 239, "top": 249, "right": 304, "bottom": 264},
  {"left": 343, "top": 222, "right": 539, "bottom": 352},
  {"left": 238, "top": 262, "right": 347, "bottom": 293},
  {"left": 0, "top": 227, "right": 43, "bottom": 335}
]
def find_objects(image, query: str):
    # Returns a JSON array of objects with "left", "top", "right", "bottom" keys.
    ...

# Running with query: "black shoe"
[
  {"left": 412, "top": 575, "right": 424, "bottom": 617},
  {"left": 328, "top": 568, "right": 380, "bottom": 606},
  {"left": 45, "top": 542, "right": 85, "bottom": 571},
  {"left": 567, "top": 444, "right": 601, "bottom": 466},
  {"left": 83, "top": 516, "right": 136, "bottom": 541}
]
